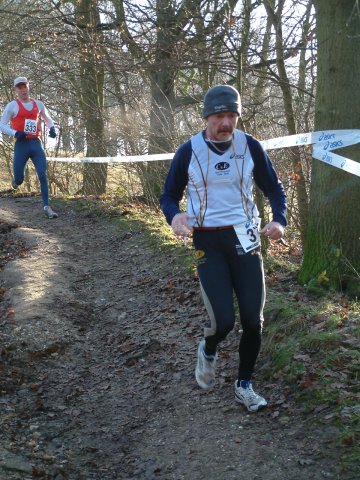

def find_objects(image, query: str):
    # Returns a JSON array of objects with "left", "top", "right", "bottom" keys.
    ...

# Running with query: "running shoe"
[
  {"left": 195, "top": 339, "right": 217, "bottom": 389},
  {"left": 11, "top": 180, "right": 18, "bottom": 190},
  {"left": 44, "top": 206, "right": 58, "bottom": 219},
  {"left": 234, "top": 380, "right": 267, "bottom": 412}
]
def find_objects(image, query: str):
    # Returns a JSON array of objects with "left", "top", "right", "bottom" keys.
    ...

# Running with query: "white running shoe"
[
  {"left": 44, "top": 206, "right": 58, "bottom": 219},
  {"left": 195, "top": 339, "right": 217, "bottom": 389},
  {"left": 234, "top": 380, "right": 267, "bottom": 412}
]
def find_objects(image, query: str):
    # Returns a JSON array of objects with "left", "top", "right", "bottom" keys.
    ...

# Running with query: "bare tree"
[
  {"left": 0, "top": 0, "right": 318, "bottom": 225},
  {"left": 263, "top": 0, "right": 310, "bottom": 243}
]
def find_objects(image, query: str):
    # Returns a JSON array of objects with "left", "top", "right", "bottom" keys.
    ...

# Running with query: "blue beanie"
[{"left": 203, "top": 85, "right": 241, "bottom": 118}]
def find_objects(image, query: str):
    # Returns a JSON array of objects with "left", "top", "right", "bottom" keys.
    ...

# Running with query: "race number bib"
[
  {"left": 234, "top": 218, "right": 261, "bottom": 253},
  {"left": 24, "top": 119, "right": 37, "bottom": 135}
]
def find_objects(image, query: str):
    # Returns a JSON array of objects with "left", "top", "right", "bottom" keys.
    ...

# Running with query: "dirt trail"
[{"left": 0, "top": 196, "right": 345, "bottom": 480}]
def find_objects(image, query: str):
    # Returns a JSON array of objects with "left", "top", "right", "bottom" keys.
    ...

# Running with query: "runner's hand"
[
  {"left": 49, "top": 127, "right": 56, "bottom": 138},
  {"left": 15, "top": 131, "right": 26, "bottom": 141},
  {"left": 171, "top": 213, "right": 193, "bottom": 238},
  {"left": 260, "top": 221, "right": 284, "bottom": 241}
]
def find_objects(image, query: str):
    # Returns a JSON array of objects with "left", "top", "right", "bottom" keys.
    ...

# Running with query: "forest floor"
[{"left": 0, "top": 194, "right": 358, "bottom": 480}]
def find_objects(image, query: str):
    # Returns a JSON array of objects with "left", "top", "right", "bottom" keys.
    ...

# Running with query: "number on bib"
[
  {"left": 24, "top": 119, "right": 37, "bottom": 134},
  {"left": 234, "top": 218, "right": 261, "bottom": 252}
]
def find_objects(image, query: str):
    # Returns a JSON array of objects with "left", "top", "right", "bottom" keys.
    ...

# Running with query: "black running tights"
[{"left": 193, "top": 228, "right": 265, "bottom": 380}]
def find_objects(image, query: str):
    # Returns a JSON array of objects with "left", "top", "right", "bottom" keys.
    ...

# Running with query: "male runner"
[{"left": 0, "top": 76, "right": 58, "bottom": 218}]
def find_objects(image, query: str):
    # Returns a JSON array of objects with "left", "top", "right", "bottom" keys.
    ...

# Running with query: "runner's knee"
[
  {"left": 242, "top": 316, "right": 263, "bottom": 335},
  {"left": 214, "top": 316, "right": 235, "bottom": 340},
  {"left": 14, "top": 176, "right": 24, "bottom": 185}
]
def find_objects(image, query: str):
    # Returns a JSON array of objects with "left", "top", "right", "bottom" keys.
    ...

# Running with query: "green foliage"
[
  {"left": 265, "top": 342, "right": 306, "bottom": 382},
  {"left": 262, "top": 260, "right": 359, "bottom": 475},
  {"left": 305, "top": 278, "right": 329, "bottom": 297},
  {"left": 339, "top": 425, "right": 360, "bottom": 476},
  {"left": 301, "top": 243, "right": 360, "bottom": 299},
  {"left": 265, "top": 251, "right": 299, "bottom": 275},
  {"left": 299, "top": 331, "right": 342, "bottom": 350}
]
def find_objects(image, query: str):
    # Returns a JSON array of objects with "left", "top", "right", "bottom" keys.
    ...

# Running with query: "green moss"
[
  {"left": 306, "top": 281, "right": 329, "bottom": 297},
  {"left": 299, "top": 331, "right": 342, "bottom": 350},
  {"left": 339, "top": 428, "right": 360, "bottom": 478},
  {"left": 265, "top": 252, "right": 299, "bottom": 274}
]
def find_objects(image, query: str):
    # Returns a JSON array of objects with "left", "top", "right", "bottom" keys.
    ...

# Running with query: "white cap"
[{"left": 14, "top": 76, "right": 29, "bottom": 87}]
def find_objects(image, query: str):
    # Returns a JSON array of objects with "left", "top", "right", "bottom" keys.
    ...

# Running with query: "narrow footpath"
[{"left": 0, "top": 195, "right": 344, "bottom": 480}]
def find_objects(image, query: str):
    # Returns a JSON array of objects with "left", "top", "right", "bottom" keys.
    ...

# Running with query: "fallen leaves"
[
  {"left": 6, "top": 308, "right": 15, "bottom": 318},
  {"left": 0, "top": 199, "right": 358, "bottom": 479}
]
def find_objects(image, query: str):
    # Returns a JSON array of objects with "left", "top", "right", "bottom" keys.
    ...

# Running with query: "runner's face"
[
  {"left": 205, "top": 112, "right": 238, "bottom": 141},
  {"left": 15, "top": 83, "right": 30, "bottom": 101}
]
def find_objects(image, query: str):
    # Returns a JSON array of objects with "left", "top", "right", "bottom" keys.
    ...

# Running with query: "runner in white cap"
[{"left": 0, "top": 76, "right": 58, "bottom": 218}]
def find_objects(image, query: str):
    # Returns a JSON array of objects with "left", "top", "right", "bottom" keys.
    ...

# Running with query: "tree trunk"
[
  {"left": 299, "top": 0, "right": 360, "bottom": 296},
  {"left": 140, "top": 0, "right": 177, "bottom": 205},
  {"left": 77, "top": 0, "right": 108, "bottom": 196}
]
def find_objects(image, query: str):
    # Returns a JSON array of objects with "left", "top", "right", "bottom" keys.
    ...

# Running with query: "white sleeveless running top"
[{"left": 187, "top": 130, "right": 258, "bottom": 227}]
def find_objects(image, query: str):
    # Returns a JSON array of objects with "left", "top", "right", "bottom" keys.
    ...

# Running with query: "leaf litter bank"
[{"left": 0, "top": 195, "right": 355, "bottom": 480}]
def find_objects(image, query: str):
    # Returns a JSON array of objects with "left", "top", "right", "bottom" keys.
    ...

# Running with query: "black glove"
[
  {"left": 15, "top": 131, "right": 27, "bottom": 141},
  {"left": 49, "top": 126, "right": 56, "bottom": 139}
]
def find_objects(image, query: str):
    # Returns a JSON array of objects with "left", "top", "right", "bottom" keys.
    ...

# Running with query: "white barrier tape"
[
  {"left": 48, "top": 129, "right": 360, "bottom": 177},
  {"left": 261, "top": 129, "right": 360, "bottom": 178},
  {"left": 312, "top": 149, "right": 360, "bottom": 178},
  {"left": 47, "top": 153, "right": 174, "bottom": 164}
]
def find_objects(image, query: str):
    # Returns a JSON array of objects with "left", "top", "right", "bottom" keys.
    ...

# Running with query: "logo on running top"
[
  {"left": 215, "top": 162, "right": 230, "bottom": 171},
  {"left": 194, "top": 250, "right": 205, "bottom": 260},
  {"left": 230, "top": 153, "right": 245, "bottom": 159}
]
